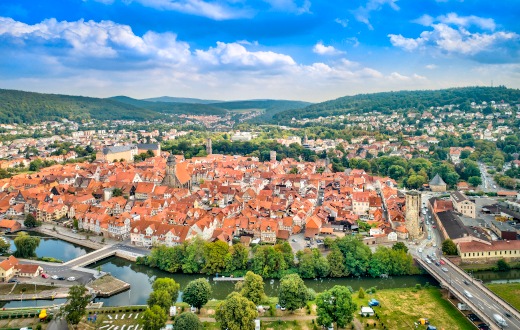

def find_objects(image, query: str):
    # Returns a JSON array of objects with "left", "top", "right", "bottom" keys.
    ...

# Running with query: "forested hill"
[
  {"left": 210, "top": 99, "right": 311, "bottom": 122},
  {"left": 272, "top": 87, "right": 520, "bottom": 122},
  {"left": 0, "top": 89, "right": 170, "bottom": 124},
  {"left": 144, "top": 96, "right": 221, "bottom": 104},
  {"left": 109, "top": 96, "right": 228, "bottom": 116}
]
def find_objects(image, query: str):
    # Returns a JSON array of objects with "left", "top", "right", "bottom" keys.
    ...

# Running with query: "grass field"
[
  {"left": 351, "top": 287, "right": 475, "bottom": 330},
  {"left": 487, "top": 282, "right": 520, "bottom": 310}
]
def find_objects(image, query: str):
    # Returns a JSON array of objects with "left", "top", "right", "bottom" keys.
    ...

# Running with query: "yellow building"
[
  {"left": 451, "top": 191, "right": 476, "bottom": 218},
  {"left": 96, "top": 145, "right": 138, "bottom": 162},
  {"left": 458, "top": 240, "right": 520, "bottom": 264},
  {"left": 0, "top": 256, "right": 18, "bottom": 282}
]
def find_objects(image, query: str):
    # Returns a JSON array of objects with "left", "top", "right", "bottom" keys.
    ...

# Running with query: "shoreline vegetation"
[{"left": 136, "top": 236, "right": 419, "bottom": 280}]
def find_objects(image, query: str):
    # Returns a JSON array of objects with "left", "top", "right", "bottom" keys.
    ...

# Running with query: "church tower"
[
  {"left": 405, "top": 190, "right": 422, "bottom": 239},
  {"left": 206, "top": 138, "right": 212, "bottom": 155},
  {"left": 162, "top": 154, "right": 177, "bottom": 187}
]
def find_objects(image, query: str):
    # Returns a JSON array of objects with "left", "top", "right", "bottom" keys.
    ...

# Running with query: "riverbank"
[
  {"left": 486, "top": 282, "right": 520, "bottom": 310},
  {"left": 33, "top": 226, "right": 104, "bottom": 250},
  {"left": 81, "top": 286, "right": 474, "bottom": 330}
]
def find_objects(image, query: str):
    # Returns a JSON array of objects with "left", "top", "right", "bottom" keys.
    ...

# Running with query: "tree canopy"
[
  {"left": 62, "top": 285, "right": 91, "bottom": 328},
  {"left": 215, "top": 292, "right": 259, "bottom": 330},
  {"left": 316, "top": 285, "right": 357, "bottom": 329},
  {"left": 278, "top": 274, "right": 310, "bottom": 312},
  {"left": 182, "top": 278, "right": 212, "bottom": 311}
]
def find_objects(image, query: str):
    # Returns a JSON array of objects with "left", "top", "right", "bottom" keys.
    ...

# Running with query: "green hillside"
[
  {"left": 210, "top": 99, "right": 311, "bottom": 121},
  {"left": 110, "top": 96, "right": 228, "bottom": 116},
  {"left": 143, "top": 96, "right": 222, "bottom": 104},
  {"left": 0, "top": 89, "right": 165, "bottom": 124},
  {"left": 273, "top": 86, "right": 520, "bottom": 122}
]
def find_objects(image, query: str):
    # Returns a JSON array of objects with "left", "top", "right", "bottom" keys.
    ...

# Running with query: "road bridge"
[{"left": 416, "top": 256, "right": 520, "bottom": 330}]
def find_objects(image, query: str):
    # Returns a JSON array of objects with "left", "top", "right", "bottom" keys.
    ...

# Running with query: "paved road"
[
  {"left": 419, "top": 256, "right": 520, "bottom": 329},
  {"left": 47, "top": 317, "right": 69, "bottom": 330}
]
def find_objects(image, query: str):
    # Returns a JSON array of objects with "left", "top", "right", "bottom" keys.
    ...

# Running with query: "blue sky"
[{"left": 0, "top": 0, "right": 519, "bottom": 102}]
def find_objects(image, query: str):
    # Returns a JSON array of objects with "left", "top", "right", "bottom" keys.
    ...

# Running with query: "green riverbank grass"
[{"left": 487, "top": 282, "right": 520, "bottom": 310}]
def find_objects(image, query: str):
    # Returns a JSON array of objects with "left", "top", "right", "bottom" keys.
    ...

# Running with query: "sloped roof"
[{"left": 429, "top": 173, "right": 446, "bottom": 186}]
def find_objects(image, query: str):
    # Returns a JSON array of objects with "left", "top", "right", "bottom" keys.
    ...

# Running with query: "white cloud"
[
  {"left": 352, "top": 0, "right": 399, "bottom": 30},
  {"left": 388, "top": 34, "right": 425, "bottom": 51},
  {"left": 389, "top": 21, "right": 519, "bottom": 62},
  {"left": 412, "top": 14, "right": 434, "bottom": 26},
  {"left": 335, "top": 18, "right": 349, "bottom": 28},
  {"left": 195, "top": 41, "right": 296, "bottom": 70},
  {"left": 425, "top": 64, "right": 437, "bottom": 69},
  {"left": 263, "top": 0, "right": 311, "bottom": 14},
  {"left": 93, "top": 0, "right": 251, "bottom": 20},
  {"left": 437, "top": 13, "right": 496, "bottom": 31},
  {"left": 0, "top": 17, "right": 191, "bottom": 62},
  {"left": 312, "top": 42, "right": 345, "bottom": 56}
]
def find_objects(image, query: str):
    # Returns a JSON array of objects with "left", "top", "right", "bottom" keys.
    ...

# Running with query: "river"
[{"left": 9, "top": 235, "right": 520, "bottom": 308}]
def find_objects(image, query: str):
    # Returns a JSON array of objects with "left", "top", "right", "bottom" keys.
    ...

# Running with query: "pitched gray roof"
[{"left": 430, "top": 173, "right": 446, "bottom": 186}]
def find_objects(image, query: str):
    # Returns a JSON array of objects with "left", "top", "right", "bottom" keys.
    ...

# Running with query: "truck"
[{"left": 493, "top": 313, "right": 508, "bottom": 327}]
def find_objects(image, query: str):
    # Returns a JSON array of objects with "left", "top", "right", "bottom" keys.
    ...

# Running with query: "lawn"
[
  {"left": 351, "top": 287, "right": 475, "bottom": 330},
  {"left": 487, "top": 282, "right": 520, "bottom": 310},
  {"left": 0, "top": 284, "right": 15, "bottom": 295},
  {"left": 11, "top": 284, "right": 56, "bottom": 295}
]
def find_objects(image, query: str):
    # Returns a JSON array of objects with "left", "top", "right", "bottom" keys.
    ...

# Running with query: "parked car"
[
  {"left": 51, "top": 275, "right": 59, "bottom": 280},
  {"left": 504, "top": 311, "right": 512, "bottom": 318},
  {"left": 8, "top": 279, "right": 19, "bottom": 283},
  {"left": 57, "top": 276, "right": 65, "bottom": 280},
  {"left": 368, "top": 299, "right": 380, "bottom": 307},
  {"left": 434, "top": 261, "right": 440, "bottom": 267},
  {"left": 441, "top": 267, "right": 449, "bottom": 272},
  {"left": 67, "top": 276, "right": 76, "bottom": 281},
  {"left": 477, "top": 323, "right": 490, "bottom": 330},
  {"left": 41, "top": 273, "right": 49, "bottom": 279},
  {"left": 291, "top": 239, "right": 296, "bottom": 242},
  {"left": 467, "top": 313, "right": 480, "bottom": 322},
  {"left": 439, "top": 259, "right": 446, "bottom": 265}
]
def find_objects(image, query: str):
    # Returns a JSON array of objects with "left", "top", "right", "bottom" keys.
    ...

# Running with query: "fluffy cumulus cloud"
[
  {"left": 195, "top": 41, "right": 296, "bottom": 71},
  {"left": 388, "top": 13, "right": 519, "bottom": 63},
  {"left": 312, "top": 42, "right": 345, "bottom": 55},
  {"left": 352, "top": 0, "right": 399, "bottom": 30},
  {"left": 0, "top": 16, "right": 191, "bottom": 63},
  {"left": 0, "top": 16, "right": 435, "bottom": 101}
]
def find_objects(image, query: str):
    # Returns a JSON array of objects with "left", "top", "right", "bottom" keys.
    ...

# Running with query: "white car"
[
  {"left": 51, "top": 275, "right": 59, "bottom": 280},
  {"left": 67, "top": 276, "right": 76, "bottom": 281}
]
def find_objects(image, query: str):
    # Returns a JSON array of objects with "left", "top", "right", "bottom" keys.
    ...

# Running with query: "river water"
[{"left": 4, "top": 235, "right": 520, "bottom": 308}]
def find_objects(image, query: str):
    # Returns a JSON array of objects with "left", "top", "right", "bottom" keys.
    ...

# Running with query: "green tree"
[
  {"left": 182, "top": 278, "right": 212, "bottom": 311},
  {"left": 152, "top": 278, "right": 180, "bottom": 302},
  {"left": 147, "top": 289, "right": 172, "bottom": 311},
  {"left": 0, "top": 237, "right": 10, "bottom": 254},
  {"left": 61, "top": 285, "right": 91, "bottom": 329},
  {"left": 240, "top": 271, "right": 265, "bottom": 305},
  {"left": 316, "top": 285, "right": 357, "bottom": 329},
  {"left": 358, "top": 287, "right": 365, "bottom": 299},
  {"left": 203, "top": 240, "right": 229, "bottom": 274},
  {"left": 392, "top": 242, "right": 408, "bottom": 253},
  {"left": 327, "top": 247, "right": 346, "bottom": 277},
  {"left": 278, "top": 274, "right": 309, "bottom": 312},
  {"left": 141, "top": 305, "right": 168, "bottom": 330},
  {"left": 173, "top": 312, "right": 203, "bottom": 330},
  {"left": 24, "top": 213, "right": 39, "bottom": 228},
  {"left": 388, "top": 165, "right": 406, "bottom": 180},
  {"left": 497, "top": 259, "right": 510, "bottom": 272},
  {"left": 442, "top": 239, "right": 458, "bottom": 256},
  {"left": 215, "top": 292, "right": 259, "bottom": 330},
  {"left": 112, "top": 188, "right": 123, "bottom": 197},
  {"left": 468, "top": 176, "right": 482, "bottom": 187},
  {"left": 182, "top": 237, "right": 206, "bottom": 273},
  {"left": 225, "top": 243, "right": 249, "bottom": 273},
  {"left": 13, "top": 232, "right": 40, "bottom": 258}
]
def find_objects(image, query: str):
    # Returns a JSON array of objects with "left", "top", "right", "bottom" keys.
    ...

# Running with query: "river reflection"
[
  {"left": 5, "top": 232, "right": 92, "bottom": 262},
  {"left": 89, "top": 257, "right": 436, "bottom": 306}
]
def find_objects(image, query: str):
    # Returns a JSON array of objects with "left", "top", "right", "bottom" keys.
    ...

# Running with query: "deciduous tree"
[
  {"left": 62, "top": 285, "right": 91, "bottom": 329},
  {"left": 141, "top": 305, "right": 168, "bottom": 330},
  {"left": 278, "top": 274, "right": 309, "bottom": 312},
  {"left": 182, "top": 278, "right": 212, "bottom": 311},
  {"left": 152, "top": 278, "right": 180, "bottom": 302},
  {"left": 13, "top": 232, "right": 40, "bottom": 258},
  {"left": 173, "top": 312, "right": 202, "bottom": 330},
  {"left": 215, "top": 292, "right": 258, "bottom": 330},
  {"left": 316, "top": 285, "right": 357, "bottom": 329},
  {"left": 240, "top": 271, "right": 265, "bottom": 305}
]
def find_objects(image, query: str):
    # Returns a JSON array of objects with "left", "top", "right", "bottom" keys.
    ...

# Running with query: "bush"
[
  {"left": 415, "top": 284, "right": 422, "bottom": 290},
  {"left": 358, "top": 287, "right": 366, "bottom": 299}
]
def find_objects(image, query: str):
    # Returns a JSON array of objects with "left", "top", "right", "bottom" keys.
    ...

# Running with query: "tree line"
[{"left": 137, "top": 236, "right": 418, "bottom": 279}]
